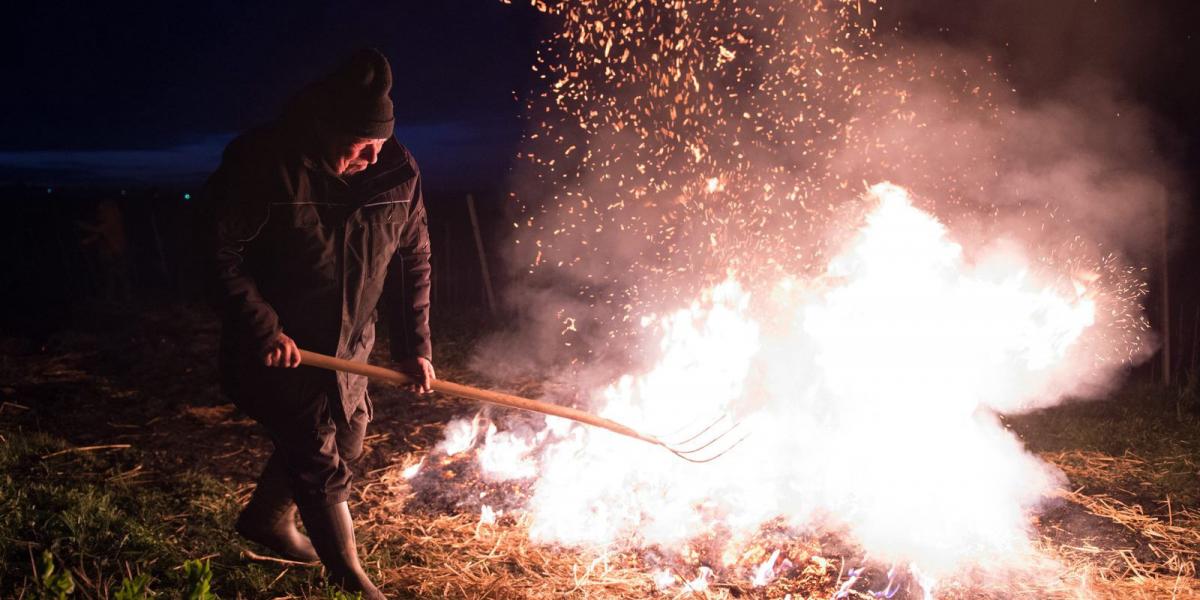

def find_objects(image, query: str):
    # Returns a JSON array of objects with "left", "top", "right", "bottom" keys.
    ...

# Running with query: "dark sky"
[
  {"left": 0, "top": 1, "right": 545, "bottom": 186},
  {"left": 890, "top": 0, "right": 1200, "bottom": 143},
  {"left": 2, "top": 1, "right": 1197, "bottom": 190}
]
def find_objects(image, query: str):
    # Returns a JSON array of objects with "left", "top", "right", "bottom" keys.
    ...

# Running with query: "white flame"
[
  {"left": 451, "top": 183, "right": 1141, "bottom": 584},
  {"left": 652, "top": 569, "right": 675, "bottom": 590},
  {"left": 684, "top": 566, "right": 714, "bottom": 593},
  {"left": 478, "top": 423, "right": 542, "bottom": 480},
  {"left": 436, "top": 412, "right": 483, "bottom": 456},
  {"left": 401, "top": 458, "right": 425, "bottom": 480},
  {"left": 751, "top": 549, "right": 781, "bottom": 587},
  {"left": 479, "top": 504, "right": 497, "bottom": 526}
]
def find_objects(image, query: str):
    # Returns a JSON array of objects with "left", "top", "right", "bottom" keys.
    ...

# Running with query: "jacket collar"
[{"left": 345, "top": 138, "right": 415, "bottom": 197}]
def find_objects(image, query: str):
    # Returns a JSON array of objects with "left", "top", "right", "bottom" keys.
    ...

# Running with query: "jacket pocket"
[{"left": 356, "top": 204, "right": 402, "bottom": 280}]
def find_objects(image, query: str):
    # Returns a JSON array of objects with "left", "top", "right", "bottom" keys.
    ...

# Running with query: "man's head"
[
  {"left": 319, "top": 132, "right": 387, "bottom": 177},
  {"left": 311, "top": 48, "right": 395, "bottom": 176}
]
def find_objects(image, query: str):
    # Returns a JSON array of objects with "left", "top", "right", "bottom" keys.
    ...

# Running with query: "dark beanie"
[{"left": 321, "top": 48, "right": 395, "bottom": 139}]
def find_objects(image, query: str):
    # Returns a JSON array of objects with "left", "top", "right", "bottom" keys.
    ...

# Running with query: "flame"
[
  {"left": 478, "top": 422, "right": 542, "bottom": 481},
  {"left": 401, "top": 458, "right": 425, "bottom": 480},
  {"left": 683, "top": 566, "right": 714, "bottom": 593},
  {"left": 474, "top": 504, "right": 499, "bottom": 539},
  {"left": 479, "top": 504, "right": 497, "bottom": 526},
  {"left": 751, "top": 549, "right": 782, "bottom": 587},
  {"left": 652, "top": 568, "right": 675, "bottom": 590},
  {"left": 436, "top": 411, "right": 484, "bottom": 456},
  {"left": 448, "top": 183, "right": 1138, "bottom": 590},
  {"left": 487, "top": 0, "right": 1158, "bottom": 591}
]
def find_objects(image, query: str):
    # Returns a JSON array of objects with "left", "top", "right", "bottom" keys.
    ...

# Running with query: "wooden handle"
[{"left": 297, "top": 349, "right": 661, "bottom": 445}]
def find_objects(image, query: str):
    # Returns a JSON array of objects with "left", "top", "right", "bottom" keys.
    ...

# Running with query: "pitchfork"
[{"left": 298, "top": 349, "right": 748, "bottom": 463}]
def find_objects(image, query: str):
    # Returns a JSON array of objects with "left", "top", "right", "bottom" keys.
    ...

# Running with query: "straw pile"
[
  {"left": 1037, "top": 449, "right": 1199, "bottom": 600},
  {"left": 315, "top": 439, "right": 1195, "bottom": 599}
]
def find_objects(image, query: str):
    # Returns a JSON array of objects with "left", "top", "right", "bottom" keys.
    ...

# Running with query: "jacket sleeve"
[
  {"left": 383, "top": 170, "right": 433, "bottom": 362},
  {"left": 197, "top": 147, "right": 281, "bottom": 354}
]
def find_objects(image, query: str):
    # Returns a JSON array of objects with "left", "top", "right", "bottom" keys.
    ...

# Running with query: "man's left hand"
[{"left": 397, "top": 356, "right": 435, "bottom": 394}]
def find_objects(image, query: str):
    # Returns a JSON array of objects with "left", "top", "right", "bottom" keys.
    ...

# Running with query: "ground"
[{"left": 0, "top": 304, "right": 1197, "bottom": 599}]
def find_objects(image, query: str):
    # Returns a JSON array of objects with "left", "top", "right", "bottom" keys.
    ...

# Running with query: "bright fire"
[
  {"left": 456, "top": 0, "right": 1164, "bottom": 593},
  {"left": 435, "top": 183, "right": 1135, "bottom": 594}
]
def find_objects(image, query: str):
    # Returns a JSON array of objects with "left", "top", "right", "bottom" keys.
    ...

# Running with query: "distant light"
[
  {"left": 46, "top": 187, "right": 53, "bottom": 194},
  {"left": 183, "top": 193, "right": 191, "bottom": 201}
]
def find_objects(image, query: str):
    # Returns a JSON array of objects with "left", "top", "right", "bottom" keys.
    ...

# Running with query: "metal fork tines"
[{"left": 651, "top": 413, "right": 750, "bottom": 463}]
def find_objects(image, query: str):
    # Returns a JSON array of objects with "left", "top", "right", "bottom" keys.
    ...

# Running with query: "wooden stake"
[
  {"left": 1189, "top": 306, "right": 1198, "bottom": 376},
  {"left": 466, "top": 194, "right": 497, "bottom": 315},
  {"left": 444, "top": 221, "right": 454, "bottom": 305},
  {"left": 1161, "top": 198, "right": 1171, "bottom": 386}
]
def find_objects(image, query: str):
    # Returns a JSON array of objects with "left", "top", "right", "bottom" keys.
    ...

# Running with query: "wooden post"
[
  {"left": 444, "top": 221, "right": 453, "bottom": 305},
  {"left": 1162, "top": 199, "right": 1171, "bottom": 386},
  {"left": 149, "top": 207, "right": 170, "bottom": 289},
  {"left": 1190, "top": 306, "right": 1199, "bottom": 376},
  {"left": 466, "top": 194, "right": 497, "bottom": 315}
]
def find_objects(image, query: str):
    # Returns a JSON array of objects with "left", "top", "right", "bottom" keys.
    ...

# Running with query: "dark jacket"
[{"left": 197, "top": 123, "right": 431, "bottom": 421}]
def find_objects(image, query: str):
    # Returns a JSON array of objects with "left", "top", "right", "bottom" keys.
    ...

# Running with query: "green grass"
[
  {"left": 0, "top": 427, "right": 336, "bottom": 598},
  {"left": 1009, "top": 383, "right": 1200, "bottom": 506}
]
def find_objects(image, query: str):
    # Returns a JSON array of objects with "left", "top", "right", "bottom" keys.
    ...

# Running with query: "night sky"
[
  {"left": 2, "top": 1, "right": 1198, "bottom": 193},
  {"left": 0, "top": 1, "right": 545, "bottom": 187}
]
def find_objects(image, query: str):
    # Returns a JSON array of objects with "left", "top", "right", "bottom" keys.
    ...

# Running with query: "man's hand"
[
  {"left": 397, "top": 356, "right": 435, "bottom": 394},
  {"left": 263, "top": 331, "right": 301, "bottom": 368}
]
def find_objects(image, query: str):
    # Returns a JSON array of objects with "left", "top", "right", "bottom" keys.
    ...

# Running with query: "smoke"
[
  {"left": 480, "top": 0, "right": 1168, "bottom": 389},
  {"left": 825, "top": 47, "right": 1173, "bottom": 267},
  {"left": 441, "top": 0, "right": 1175, "bottom": 590}
]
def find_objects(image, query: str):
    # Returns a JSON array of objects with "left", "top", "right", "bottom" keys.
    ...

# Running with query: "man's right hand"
[{"left": 263, "top": 331, "right": 301, "bottom": 368}]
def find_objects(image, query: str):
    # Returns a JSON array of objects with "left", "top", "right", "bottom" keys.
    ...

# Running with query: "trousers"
[{"left": 243, "top": 384, "right": 371, "bottom": 508}]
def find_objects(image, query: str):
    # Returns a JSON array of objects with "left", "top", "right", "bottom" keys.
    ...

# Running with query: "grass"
[
  {"left": 1010, "top": 383, "right": 1200, "bottom": 508},
  {"left": 0, "top": 426, "right": 344, "bottom": 598}
]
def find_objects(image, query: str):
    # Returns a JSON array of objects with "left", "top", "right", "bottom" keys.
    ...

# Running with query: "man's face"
[{"left": 325, "top": 136, "right": 387, "bottom": 177}]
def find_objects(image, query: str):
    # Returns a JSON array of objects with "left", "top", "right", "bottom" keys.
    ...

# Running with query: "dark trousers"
[{"left": 252, "top": 388, "right": 371, "bottom": 508}]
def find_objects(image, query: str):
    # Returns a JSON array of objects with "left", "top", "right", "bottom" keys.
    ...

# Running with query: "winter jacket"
[{"left": 197, "top": 123, "right": 431, "bottom": 421}]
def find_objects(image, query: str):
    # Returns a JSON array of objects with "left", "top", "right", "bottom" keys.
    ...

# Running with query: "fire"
[
  {"left": 751, "top": 549, "right": 783, "bottom": 587},
  {"left": 475, "top": 0, "right": 1160, "bottom": 593},
  {"left": 441, "top": 183, "right": 1140, "bottom": 593}
]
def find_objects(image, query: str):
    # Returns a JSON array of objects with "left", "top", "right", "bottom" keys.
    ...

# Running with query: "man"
[{"left": 197, "top": 48, "right": 433, "bottom": 600}]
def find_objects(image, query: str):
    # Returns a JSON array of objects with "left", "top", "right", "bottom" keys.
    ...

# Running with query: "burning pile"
[
  {"left": 424, "top": 183, "right": 1148, "bottom": 597},
  {"left": 399, "top": 0, "right": 1173, "bottom": 596}
]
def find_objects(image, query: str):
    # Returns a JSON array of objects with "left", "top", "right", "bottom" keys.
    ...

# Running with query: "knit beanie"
[{"left": 321, "top": 48, "right": 395, "bottom": 140}]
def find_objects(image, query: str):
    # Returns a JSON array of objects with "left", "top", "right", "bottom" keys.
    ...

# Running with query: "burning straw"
[
  {"left": 353, "top": 443, "right": 1199, "bottom": 598},
  {"left": 372, "top": 0, "right": 1184, "bottom": 597}
]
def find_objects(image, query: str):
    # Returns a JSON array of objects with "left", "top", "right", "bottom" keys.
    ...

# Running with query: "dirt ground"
[{"left": 1, "top": 303, "right": 1197, "bottom": 599}]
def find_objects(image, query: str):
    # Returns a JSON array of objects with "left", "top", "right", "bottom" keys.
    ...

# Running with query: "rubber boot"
[
  {"left": 235, "top": 457, "right": 320, "bottom": 562},
  {"left": 298, "top": 501, "right": 385, "bottom": 600}
]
